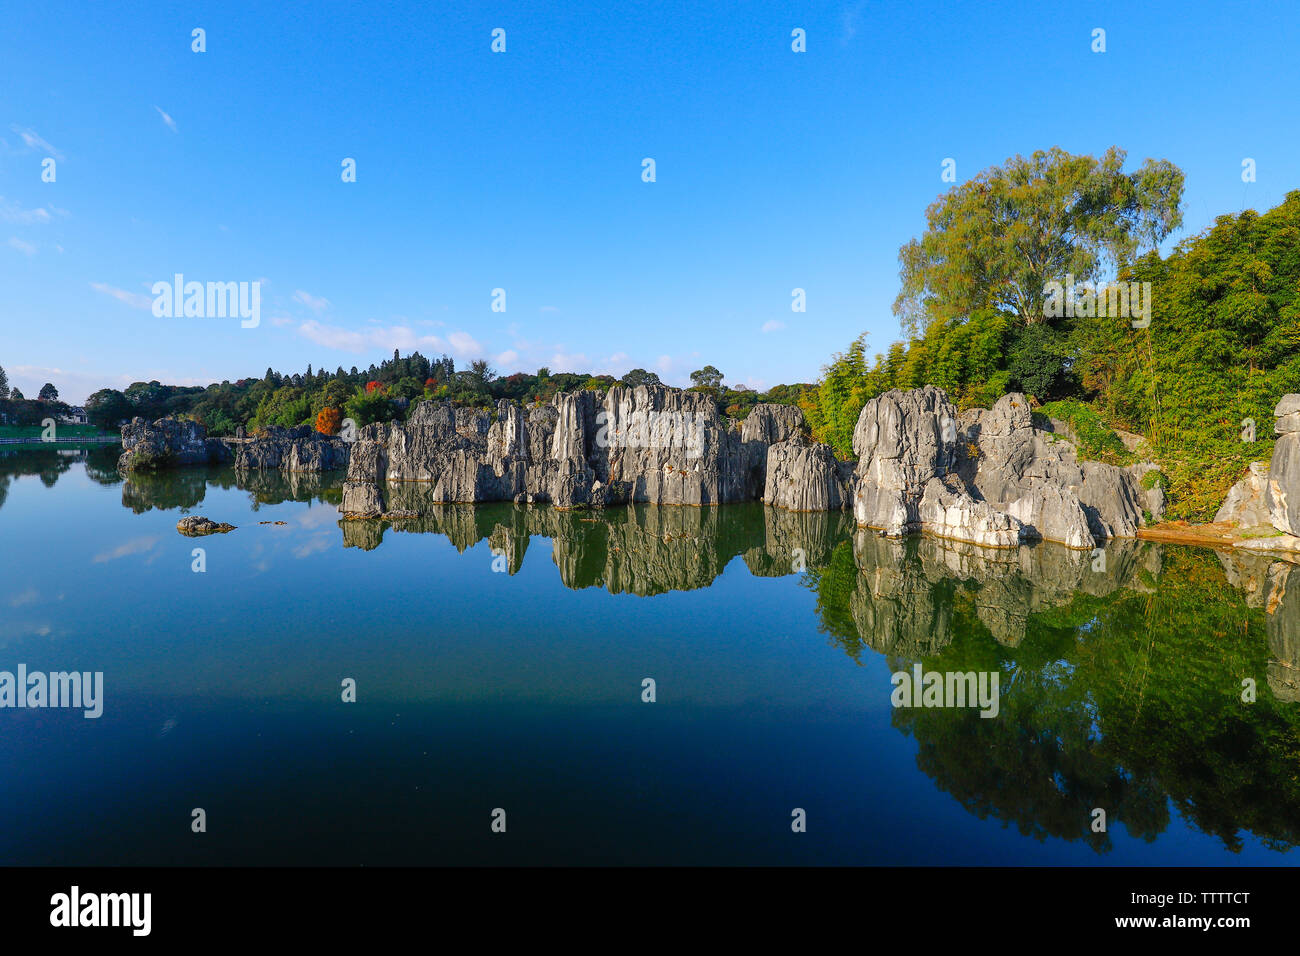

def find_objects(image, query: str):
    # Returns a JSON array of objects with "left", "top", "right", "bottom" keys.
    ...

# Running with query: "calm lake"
[{"left": 2, "top": 443, "right": 1298, "bottom": 865}]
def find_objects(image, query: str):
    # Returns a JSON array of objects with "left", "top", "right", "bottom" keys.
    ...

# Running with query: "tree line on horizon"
[
  {"left": 0, "top": 371, "right": 75, "bottom": 427},
  {"left": 68, "top": 352, "right": 814, "bottom": 441}
]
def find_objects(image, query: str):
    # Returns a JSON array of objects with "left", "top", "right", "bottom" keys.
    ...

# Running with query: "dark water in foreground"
[{"left": 1, "top": 444, "right": 1299, "bottom": 865}]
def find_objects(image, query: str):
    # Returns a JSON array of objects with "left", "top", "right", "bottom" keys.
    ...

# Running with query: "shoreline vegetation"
[{"left": 7, "top": 147, "right": 1299, "bottom": 530}]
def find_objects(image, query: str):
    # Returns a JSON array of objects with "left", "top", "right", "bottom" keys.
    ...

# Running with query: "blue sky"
[{"left": 2, "top": 0, "right": 1297, "bottom": 404}]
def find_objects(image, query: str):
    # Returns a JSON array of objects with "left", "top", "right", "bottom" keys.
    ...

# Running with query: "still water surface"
[{"left": 1, "top": 444, "right": 1298, "bottom": 864}]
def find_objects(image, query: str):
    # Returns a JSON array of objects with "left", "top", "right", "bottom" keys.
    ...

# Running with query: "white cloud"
[
  {"left": 550, "top": 352, "right": 589, "bottom": 373},
  {"left": 539, "top": 305, "right": 560, "bottom": 314},
  {"left": 761, "top": 320, "right": 786, "bottom": 333},
  {"left": 7, "top": 237, "right": 35, "bottom": 255},
  {"left": 297, "top": 320, "right": 447, "bottom": 354},
  {"left": 154, "top": 106, "right": 177, "bottom": 132},
  {"left": 447, "top": 331, "right": 484, "bottom": 357},
  {"left": 495, "top": 349, "right": 519, "bottom": 367},
  {"left": 293, "top": 289, "right": 330, "bottom": 313},
  {"left": 90, "top": 282, "right": 152, "bottom": 310},
  {"left": 293, "top": 535, "right": 333, "bottom": 559}
]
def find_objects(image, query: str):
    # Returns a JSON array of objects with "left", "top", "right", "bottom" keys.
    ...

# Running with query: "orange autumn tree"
[{"left": 315, "top": 406, "right": 343, "bottom": 436}]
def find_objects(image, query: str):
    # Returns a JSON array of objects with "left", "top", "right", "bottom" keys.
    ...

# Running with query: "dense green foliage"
[
  {"left": 894, "top": 146, "right": 1183, "bottom": 334},
  {"left": 1034, "top": 400, "right": 1132, "bottom": 465},
  {"left": 77, "top": 350, "right": 814, "bottom": 438},
  {"left": 803, "top": 144, "right": 1299, "bottom": 521}
]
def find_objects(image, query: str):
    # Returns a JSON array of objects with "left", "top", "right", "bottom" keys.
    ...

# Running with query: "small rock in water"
[{"left": 176, "top": 515, "right": 237, "bottom": 536}]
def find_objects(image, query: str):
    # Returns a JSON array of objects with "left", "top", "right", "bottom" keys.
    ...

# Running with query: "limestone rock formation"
[
  {"left": 1216, "top": 462, "right": 1275, "bottom": 528},
  {"left": 960, "top": 393, "right": 1145, "bottom": 543},
  {"left": 1268, "top": 395, "right": 1300, "bottom": 536},
  {"left": 118, "top": 418, "right": 225, "bottom": 472},
  {"left": 176, "top": 515, "right": 235, "bottom": 536},
  {"left": 764, "top": 435, "right": 851, "bottom": 512},
  {"left": 918, "top": 474, "right": 1021, "bottom": 548},
  {"left": 851, "top": 386, "right": 956, "bottom": 537},
  {"left": 847, "top": 388, "right": 1145, "bottom": 549},
  {"left": 341, "top": 386, "right": 807, "bottom": 516},
  {"left": 119, "top": 417, "right": 349, "bottom": 475}
]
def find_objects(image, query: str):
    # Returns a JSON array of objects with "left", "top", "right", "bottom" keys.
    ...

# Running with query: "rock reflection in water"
[
  {"left": 119, "top": 465, "right": 345, "bottom": 514},
  {"left": 113, "top": 464, "right": 1300, "bottom": 854}
]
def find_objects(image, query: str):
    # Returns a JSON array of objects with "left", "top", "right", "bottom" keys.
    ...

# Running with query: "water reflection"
[
  {"left": 0, "top": 444, "right": 121, "bottom": 506},
  {"left": 21, "top": 453, "right": 1300, "bottom": 856}
]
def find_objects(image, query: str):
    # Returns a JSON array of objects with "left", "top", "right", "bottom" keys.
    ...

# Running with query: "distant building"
[{"left": 60, "top": 406, "right": 89, "bottom": 425}]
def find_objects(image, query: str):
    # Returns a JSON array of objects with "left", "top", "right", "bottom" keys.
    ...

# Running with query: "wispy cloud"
[
  {"left": 293, "top": 289, "right": 330, "bottom": 313},
  {"left": 761, "top": 320, "right": 785, "bottom": 333},
  {"left": 298, "top": 320, "right": 446, "bottom": 354},
  {"left": 293, "top": 535, "right": 333, "bottom": 559},
  {"left": 90, "top": 282, "right": 152, "bottom": 310},
  {"left": 8, "top": 588, "right": 39, "bottom": 608},
  {"left": 10, "top": 125, "right": 64, "bottom": 160},
  {"left": 154, "top": 106, "right": 178, "bottom": 132},
  {"left": 7, "top": 237, "right": 36, "bottom": 256},
  {"left": 93, "top": 536, "right": 160, "bottom": 564},
  {"left": 0, "top": 197, "right": 53, "bottom": 224},
  {"left": 840, "top": 2, "right": 866, "bottom": 45}
]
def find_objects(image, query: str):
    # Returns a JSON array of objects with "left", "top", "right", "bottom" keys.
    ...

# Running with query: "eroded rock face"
[
  {"left": 1268, "top": 395, "right": 1300, "bottom": 536},
  {"left": 118, "top": 417, "right": 224, "bottom": 472},
  {"left": 964, "top": 393, "right": 1145, "bottom": 544},
  {"left": 341, "top": 386, "right": 809, "bottom": 516},
  {"left": 847, "top": 389, "right": 1144, "bottom": 549},
  {"left": 764, "top": 436, "right": 850, "bottom": 512},
  {"left": 851, "top": 386, "right": 957, "bottom": 536},
  {"left": 231, "top": 425, "right": 350, "bottom": 472},
  {"left": 918, "top": 474, "right": 1021, "bottom": 548},
  {"left": 1217, "top": 462, "right": 1274, "bottom": 528},
  {"left": 118, "top": 417, "right": 349, "bottom": 475}
]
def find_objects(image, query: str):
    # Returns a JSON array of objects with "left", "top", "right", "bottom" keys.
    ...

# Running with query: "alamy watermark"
[
  {"left": 0, "top": 665, "right": 103, "bottom": 718},
  {"left": 595, "top": 409, "right": 707, "bottom": 459},
  {"left": 1043, "top": 274, "right": 1152, "bottom": 328},
  {"left": 151, "top": 274, "right": 260, "bottom": 328},
  {"left": 890, "top": 664, "right": 999, "bottom": 718}
]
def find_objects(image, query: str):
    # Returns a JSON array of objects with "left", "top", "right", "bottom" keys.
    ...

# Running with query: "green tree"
[
  {"left": 85, "top": 388, "right": 133, "bottom": 429},
  {"left": 344, "top": 386, "right": 395, "bottom": 427},
  {"left": 894, "top": 147, "right": 1184, "bottom": 335},
  {"left": 38, "top": 382, "right": 59, "bottom": 402},
  {"left": 620, "top": 368, "right": 662, "bottom": 388},
  {"left": 689, "top": 365, "right": 724, "bottom": 392}
]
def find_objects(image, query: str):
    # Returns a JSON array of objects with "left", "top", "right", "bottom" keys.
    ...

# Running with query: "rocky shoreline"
[
  {"left": 117, "top": 418, "right": 350, "bottom": 474},
  {"left": 117, "top": 384, "right": 1300, "bottom": 554},
  {"left": 337, "top": 384, "right": 1156, "bottom": 550}
]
